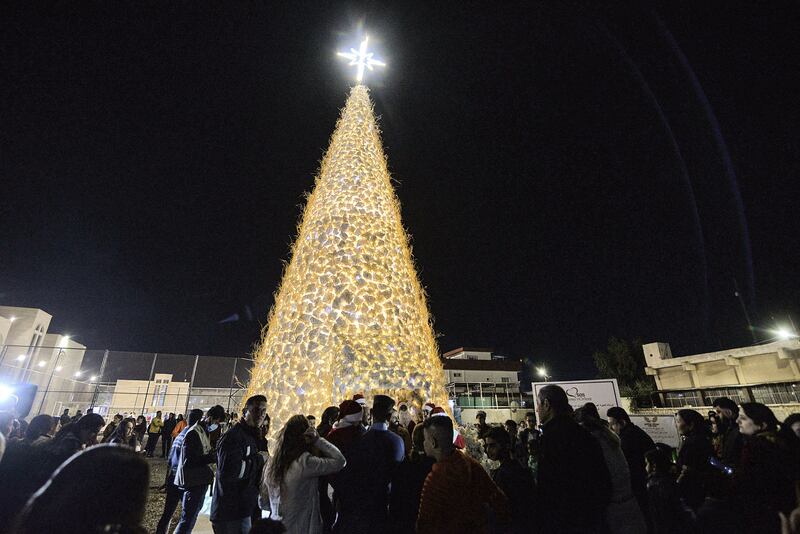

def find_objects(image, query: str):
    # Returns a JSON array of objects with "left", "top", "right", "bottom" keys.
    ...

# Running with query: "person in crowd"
[
  {"left": 306, "top": 414, "right": 316, "bottom": 426},
  {"left": 693, "top": 469, "right": 743, "bottom": 534},
  {"left": 503, "top": 419, "right": 519, "bottom": 456},
  {"left": 389, "top": 424, "right": 436, "bottom": 534},
  {"left": 674, "top": 408, "right": 714, "bottom": 509},
  {"left": 173, "top": 404, "right": 226, "bottom": 533},
  {"left": 9, "top": 444, "right": 149, "bottom": 534},
  {"left": 70, "top": 409, "right": 83, "bottom": 423},
  {"left": 162, "top": 412, "right": 177, "bottom": 457},
  {"left": 0, "top": 411, "right": 14, "bottom": 438},
  {"left": 10, "top": 419, "right": 27, "bottom": 440},
  {"left": 315, "top": 404, "right": 340, "bottom": 532},
  {"left": 173, "top": 413, "right": 188, "bottom": 439},
  {"left": 211, "top": 395, "right": 268, "bottom": 534},
  {"left": 780, "top": 413, "right": 800, "bottom": 451},
  {"left": 421, "top": 402, "right": 435, "bottom": 421},
  {"left": 397, "top": 402, "right": 416, "bottom": 437},
  {"left": 48, "top": 412, "right": 105, "bottom": 457},
  {"left": 326, "top": 400, "right": 367, "bottom": 454},
  {"left": 156, "top": 409, "right": 204, "bottom": 534},
  {"left": 134, "top": 415, "right": 147, "bottom": 447},
  {"left": 644, "top": 448, "right": 692, "bottom": 534},
  {"left": 708, "top": 412, "right": 723, "bottom": 457},
  {"left": 515, "top": 411, "right": 539, "bottom": 466},
  {"left": 731, "top": 402, "right": 797, "bottom": 534},
  {"left": 21, "top": 414, "right": 54, "bottom": 445},
  {"left": 712, "top": 397, "right": 744, "bottom": 467},
  {"left": 389, "top": 413, "right": 412, "bottom": 456},
  {"left": 145, "top": 410, "right": 164, "bottom": 457},
  {"left": 316, "top": 406, "right": 339, "bottom": 438},
  {"left": 475, "top": 410, "right": 490, "bottom": 439},
  {"left": 249, "top": 518, "right": 287, "bottom": 534},
  {"left": 333, "top": 395, "right": 405, "bottom": 532},
  {"left": 416, "top": 414, "right": 509, "bottom": 534},
  {"left": 576, "top": 405, "right": 646, "bottom": 534},
  {"left": 101, "top": 413, "right": 123, "bottom": 443},
  {"left": 264, "top": 414, "right": 346, "bottom": 534},
  {"left": 109, "top": 417, "right": 137, "bottom": 448},
  {"left": 59, "top": 408, "right": 71, "bottom": 428},
  {"left": 536, "top": 385, "right": 611, "bottom": 533},
  {"left": 607, "top": 406, "right": 655, "bottom": 517},
  {"left": 483, "top": 426, "right": 535, "bottom": 534}
]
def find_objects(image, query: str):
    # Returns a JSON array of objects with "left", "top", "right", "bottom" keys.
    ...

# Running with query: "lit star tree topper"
[{"left": 337, "top": 36, "right": 386, "bottom": 84}]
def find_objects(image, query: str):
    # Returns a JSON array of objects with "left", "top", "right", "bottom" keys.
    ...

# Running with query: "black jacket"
[
  {"left": 719, "top": 421, "right": 743, "bottom": 467},
  {"left": 211, "top": 421, "right": 265, "bottom": 522},
  {"left": 178, "top": 425, "right": 216, "bottom": 488},
  {"left": 536, "top": 414, "right": 611, "bottom": 533},
  {"left": 619, "top": 423, "right": 655, "bottom": 502}
]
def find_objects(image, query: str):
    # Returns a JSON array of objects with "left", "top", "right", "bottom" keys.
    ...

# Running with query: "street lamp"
[
  {"left": 775, "top": 327, "right": 798, "bottom": 340},
  {"left": 536, "top": 367, "right": 551, "bottom": 381}
]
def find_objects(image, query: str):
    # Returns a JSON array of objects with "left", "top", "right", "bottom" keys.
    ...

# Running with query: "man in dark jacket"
[
  {"left": 174, "top": 405, "right": 225, "bottom": 534},
  {"left": 484, "top": 426, "right": 535, "bottom": 534},
  {"left": 161, "top": 412, "right": 177, "bottom": 458},
  {"left": 712, "top": 397, "right": 743, "bottom": 467},
  {"left": 156, "top": 408, "right": 203, "bottom": 534},
  {"left": 333, "top": 395, "right": 404, "bottom": 533},
  {"left": 211, "top": 395, "right": 268, "bottom": 534},
  {"left": 607, "top": 406, "right": 655, "bottom": 515},
  {"left": 537, "top": 385, "right": 611, "bottom": 533}
]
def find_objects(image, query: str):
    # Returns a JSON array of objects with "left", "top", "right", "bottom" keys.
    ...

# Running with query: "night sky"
[{"left": 2, "top": 1, "right": 798, "bottom": 380}]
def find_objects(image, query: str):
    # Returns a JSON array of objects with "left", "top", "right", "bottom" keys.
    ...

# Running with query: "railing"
[{"left": 0, "top": 345, "right": 254, "bottom": 418}]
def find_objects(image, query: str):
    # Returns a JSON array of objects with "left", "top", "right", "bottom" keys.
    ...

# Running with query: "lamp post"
[{"left": 536, "top": 367, "right": 551, "bottom": 382}]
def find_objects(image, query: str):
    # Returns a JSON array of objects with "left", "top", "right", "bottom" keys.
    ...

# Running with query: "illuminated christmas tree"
[{"left": 246, "top": 42, "right": 448, "bottom": 431}]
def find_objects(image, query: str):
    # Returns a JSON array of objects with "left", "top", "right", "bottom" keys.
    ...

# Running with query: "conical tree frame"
[{"left": 246, "top": 85, "right": 448, "bottom": 432}]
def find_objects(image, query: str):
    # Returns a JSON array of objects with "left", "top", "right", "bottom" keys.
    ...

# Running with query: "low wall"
[{"left": 622, "top": 398, "right": 800, "bottom": 422}]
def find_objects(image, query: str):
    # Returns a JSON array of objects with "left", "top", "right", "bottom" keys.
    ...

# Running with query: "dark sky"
[{"left": 2, "top": 1, "right": 798, "bottom": 380}]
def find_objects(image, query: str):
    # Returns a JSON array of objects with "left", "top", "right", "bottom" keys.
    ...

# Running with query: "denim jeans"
[
  {"left": 211, "top": 517, "right": 251, "bottom": 534},
  {"left": 174, "top": 484, "right": 208, "bottom": 534},
  {"left": 155, "top": 473, "right": 182, "bottom": 534}
]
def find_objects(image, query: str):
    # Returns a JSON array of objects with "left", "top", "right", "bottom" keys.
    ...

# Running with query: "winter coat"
[
  {"left": 646, "top": 473, "right": 692, "bottom": 534},
  {"left": 172, "top": 419, "right": 187, "bottom": 438},
  {"left": 731, "top": 432, "right": 797, "bottom": 534},
  {"left": 211, "top": 421, "right": 265, "bottom": 522},
  {"left": 175, "top": 423, "right": 215, "bottom": 488},
  {"left": 618, "top": 423, "right": 655, "bottom": 506},
  {"left": 389, "top": 454, "right": 435, "bottom": 534},
  {"left": 586, "top": 424, "right": 646, "bottom": 534},
  {"left": 490, "top": 459, "right": 536, "bottom": 534},
  {"left": 718, "top": 420, "right": 744, "bottom": 467},
  {"left": 264, "top": 437, "right": 345, "bottom": 534},
  {"left": 536, "top": 414, "right": 612, "bottom": 533},
  {"left": 676, "top": 432, "right": 714, "bottom": 508}
]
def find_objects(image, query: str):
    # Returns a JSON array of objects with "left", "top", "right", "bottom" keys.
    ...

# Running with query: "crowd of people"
[{"left": 1, "top": 386, "right": 799, "bottom": 534}]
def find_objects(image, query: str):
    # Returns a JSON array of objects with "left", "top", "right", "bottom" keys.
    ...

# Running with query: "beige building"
[
  {"left": 643, "top": 339, "right": 800, "bottom": 411},
  {"left": 105, "top": 373, "right": 190, "bottom": 417}
]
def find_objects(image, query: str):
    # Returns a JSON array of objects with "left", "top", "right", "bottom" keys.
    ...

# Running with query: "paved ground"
[{"left": 143, "top": 457, "right": 214, "bottom": 534}]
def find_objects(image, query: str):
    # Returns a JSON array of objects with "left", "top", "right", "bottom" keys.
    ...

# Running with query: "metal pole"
[
  {"left": 37, "top": 347, "right": 64, "bottom": 414},
  {"left": 225, "top": 357, "right": 239, "bottom": 415},
  {"left": 90, "top": 349, "right": 109, "bottom": 411},
  {"left": 184, "top": 355, "right": 199, "bottom": 416},
  {"left": 140, "top": 353, "right": 158, "bottom": 415},
  {"left": 733, "top": 278, "right": 757, "bottom": 344}
]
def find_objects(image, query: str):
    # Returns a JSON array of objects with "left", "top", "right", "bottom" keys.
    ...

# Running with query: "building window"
[
  {"left": 453, "top": 372, "right": 462, "bottom": 377},
  {"left": 751, "top": 383, "right": 800, "bottom": 405},
  {"left": 151, "top": 379, "right": 168, "bottom": 407},
  {"left": 500, "top": 377, "right": 510, "bottom": 383},
  {"left": 663, "top": 390, "right": 703, "bottom": 408},
  {"left": 701, "top": 387, "right": 748, "bottom": 405}
]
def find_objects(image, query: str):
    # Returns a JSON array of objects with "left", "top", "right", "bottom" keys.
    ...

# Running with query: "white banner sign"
[
  {"left": 532, "top": 379, "right": 621, "bottom": 415},
  {"left": 629, "top": 415, "right": 681, "bottom": 448}
]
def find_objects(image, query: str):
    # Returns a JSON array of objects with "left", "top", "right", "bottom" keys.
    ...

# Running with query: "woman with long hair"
[
  {"left": 263, "top": 414, "right": 345, "bottom": 534},
  {"left": 732, "top": 403, "right": 797, "bottom": 533},
  {"left": 109, "top": 417, "right": 137, "bottom": 448},
  {"left": 133, "top": 415, "right": 147, "bottom": 450},
  {"left": 674, "top": 409, "right": 713, "bottom": 509}
]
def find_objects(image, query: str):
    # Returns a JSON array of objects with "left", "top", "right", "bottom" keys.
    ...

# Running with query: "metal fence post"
[
  {"left": 184, "top": 355, "right": 199, "bottom": 416},
  {"left": 225, "top": 357, "right": 239, "bottom": 415},
  {"left": 140, "top": 353, "right": 158, "bottom": 415},
  {"left": 37, "top": 346, "right": 65, "bottom": 415},
  {"left": 89, "top": 349, "right": 109, "bottom": 411}
]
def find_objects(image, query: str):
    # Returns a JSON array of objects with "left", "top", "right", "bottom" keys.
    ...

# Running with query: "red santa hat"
[
  {"left": 353, "top": 393, "right": 367, "bottom": 406},
  {"left": 338, "top": 400, "right": 362, "bottom": 419},
  {"left": 423, "top": 402, "right": 436, "bottom": 413},
  {"left": 430, "top": 407, "right": 448, "bottom": 417}
]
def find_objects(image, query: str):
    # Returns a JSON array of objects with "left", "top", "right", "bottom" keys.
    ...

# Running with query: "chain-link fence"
[{"left": 0, "top": 344, "right": 253, "bottom": 419}]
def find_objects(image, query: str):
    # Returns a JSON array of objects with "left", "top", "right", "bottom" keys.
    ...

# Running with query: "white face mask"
[{"left": 207, "top": 423, "right": 219, "bottom": 432}]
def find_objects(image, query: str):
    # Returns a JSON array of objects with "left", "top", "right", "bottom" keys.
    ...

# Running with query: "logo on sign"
[{"left": 565, "top": 387, "right": 587, "bottom": 400}]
